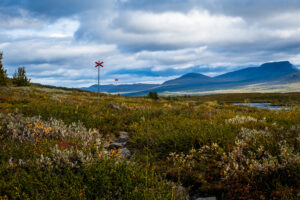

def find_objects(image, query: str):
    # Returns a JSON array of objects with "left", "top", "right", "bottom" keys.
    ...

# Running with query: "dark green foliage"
[
  {"left": 0, "top": 52, "right": 8, "bottom": 86},
  {"left": 147, "top": 91, "right": 159, "bottom": 100},
  {"left": 166, "top": 92, "right": 300, "bottom": 106},
  {"left": 31, "top": 82, "right": 87, "bottom": 92},
  {"left": 12, "top": 67, "right": 30, "bottom": 86},
  {"left": 0, "top": 159, "right": 173, "bottom": 199},
  {"left": 0, "top": 112, "right": 174, "bottom": 199}
]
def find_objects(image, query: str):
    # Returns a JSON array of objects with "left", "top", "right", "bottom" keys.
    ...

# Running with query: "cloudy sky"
[{"left": 1, "top": 0, "right": 300, "bottom": 87}]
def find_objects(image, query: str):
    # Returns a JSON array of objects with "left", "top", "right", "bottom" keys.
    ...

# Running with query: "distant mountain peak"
[
  {"left": 216, "top": 60, "right": 298, "bottom": 82},
  {"left": 260, "top": 61, "right": 294, "bottom": 69},
  {"left": 264, "top": 61, "right": 291, "bottom": 64},
  {"left": 162, "top": 72, "right": 215, "bottom": 86},
  {"left": 180, "top": 72, "right": 210, "bottom": 78}
]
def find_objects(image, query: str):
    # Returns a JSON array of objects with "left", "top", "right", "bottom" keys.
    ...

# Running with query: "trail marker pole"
[
  {"left": 95, "top": 61, "right": 104, "bottom": 104},
  {"left": 98, "top": 66, "right": 100, "bottom": 103},
  {"left": 115, "top": 78, "right": 119, "bottom": 94}
]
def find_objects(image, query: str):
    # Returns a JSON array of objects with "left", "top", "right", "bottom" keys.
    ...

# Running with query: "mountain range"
[{"left": 82, "top": 61, "right": 300, "bottom": 96}]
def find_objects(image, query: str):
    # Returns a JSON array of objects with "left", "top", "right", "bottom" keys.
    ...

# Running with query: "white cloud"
[
  {"left": 98, "top": 9, "right": 248, "bottom": 47},
  {"left": 1, "top": 39, "right": 117, "bottom": 65},
  {"left": 2, "top": 18, "right": 80, "bottom": 39}
]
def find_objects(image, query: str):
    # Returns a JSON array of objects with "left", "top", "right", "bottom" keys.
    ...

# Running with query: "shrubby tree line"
[
  {"left": 12, "top": 67, "right": 30, "bottom": 86},
  {"left": 147, "top": 91, "right": 159, "bottom": 100},
  {"left": 0, "top": 52, "right": 8, "bottom": 86},
  {"left": 0, "top": 52, "right": 30, "bottom": 86}
]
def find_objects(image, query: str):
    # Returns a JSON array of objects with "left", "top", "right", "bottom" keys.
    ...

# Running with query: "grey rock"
[
  {"left": 119, "top": 131, "right": 128, "bottom": 134},
  {"left": 107, "top": 142, "right": 125, "bottom": 150},
  {"left": 118, "top": 134, "right": 129, "bottom": 143},
  {"left": 108, "top": 104, "right": 120, "bottom": 110},
  {"left": 120, "top": 148, "right": 131, "bottom": 159},
  {"left": 194, "top": 197, "right": 216, "bottom": 200}
]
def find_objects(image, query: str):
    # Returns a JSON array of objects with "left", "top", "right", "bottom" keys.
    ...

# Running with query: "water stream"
[{"left": 233, "top": 102, "right": 289, "bottom": 111}]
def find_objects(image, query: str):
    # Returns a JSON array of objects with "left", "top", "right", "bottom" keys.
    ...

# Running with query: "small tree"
[
  {"left": 0, "top": 52, "right": 8, "bottom": 86},
  {"left": 12, "top": 67, "right": 30, "bottom": 86},
  {"left": 147, "top": 91, "right": 159, "bottom": 100}
]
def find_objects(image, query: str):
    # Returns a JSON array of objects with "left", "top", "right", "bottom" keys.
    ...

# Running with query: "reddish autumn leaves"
[{"left": 58, "top": 140, "right": 70, "bottom": 149}]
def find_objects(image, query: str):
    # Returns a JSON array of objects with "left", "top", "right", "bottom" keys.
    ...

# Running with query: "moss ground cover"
[{"left": 0, "top": 86, "right": 299, "bottom": 199}]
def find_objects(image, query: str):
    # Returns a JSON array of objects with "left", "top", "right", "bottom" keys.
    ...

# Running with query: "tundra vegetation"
[{"left": 0, "top": 85, "right": 299, "bottom": 199}]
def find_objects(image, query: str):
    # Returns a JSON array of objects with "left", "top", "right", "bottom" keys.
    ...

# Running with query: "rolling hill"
[{"left": 82, "top": 83, "right": 160, "bottom": 93}]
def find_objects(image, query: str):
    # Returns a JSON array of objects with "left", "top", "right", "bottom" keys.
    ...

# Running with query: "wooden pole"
[
  {"left": 115, "top": 80, "right": 118, "bottom": 95},
  {"left": 98, "top": 66, "right": 100, "bottom": 103}
]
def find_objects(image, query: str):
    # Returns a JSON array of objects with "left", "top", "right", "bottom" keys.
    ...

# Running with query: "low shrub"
[{"left": 0, "top": 112, "right": 175, "bottom": 199}]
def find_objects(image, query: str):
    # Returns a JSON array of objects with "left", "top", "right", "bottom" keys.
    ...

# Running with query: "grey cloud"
[
  {"left": 1, "top": 0, "right": 300, "bottom": 87},
  {"left": 2, "top": 0, "right": 300, "bottom": 22},
  {"left": 122, "top": 0, "right": 300, "bottom": 19},
  {"left": 0, "top": 0, "right": 114, "bottom": 19},
  {"left": 76, "top": 8, "right": 300, "bottom": 54}
]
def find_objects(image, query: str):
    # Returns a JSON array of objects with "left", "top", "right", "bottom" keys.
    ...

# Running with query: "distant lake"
[{"left": 233, "top": 103, "right": 289, "bottom": 111}]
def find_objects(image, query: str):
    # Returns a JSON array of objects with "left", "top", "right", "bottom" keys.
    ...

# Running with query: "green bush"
[
  {"left": 147, "top": 91, "right": 159, "bottom": 100},
  {"left": 0, "top": 112, "right": 175, "bottom": 200},
  {"left": 12, "top": 67, "right": 30, "bottom": 86}
]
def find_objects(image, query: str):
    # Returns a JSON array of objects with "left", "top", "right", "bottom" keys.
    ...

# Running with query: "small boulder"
[
  {"left": 107, "top": 142, "right": 125, "bottom": 150},
  {"left": 194, "top": 197, "right": 216, "bottom": 200},
  {"left": 118, "top": 134, "right": 129, "bottom": 143},
  {"left": 120, "top": 148, "right": 131, "bottom": 159}
]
